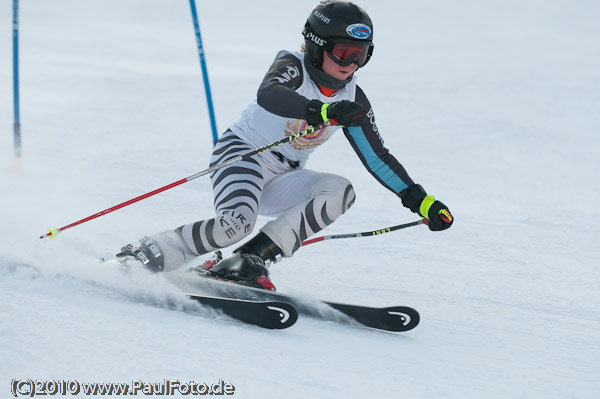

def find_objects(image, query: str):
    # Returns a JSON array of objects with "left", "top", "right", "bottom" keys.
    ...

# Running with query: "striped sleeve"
[{"left": 343, "top": 85, "right": 415, "bottom": 196}]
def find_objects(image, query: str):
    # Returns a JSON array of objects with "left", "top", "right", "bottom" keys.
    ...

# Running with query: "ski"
[
  {"left": 100, "top": 258, "right": 297, "bottom": 329},
  {"left": 186, "top": 294, "right": 298, "bottom": 330},
  {"left": 323, "top": 301, "right": 418, "bottom": 332},
  {"left": 179, "top": 269, "right": 419, "bottom": 332},
  {"left": 102, "top": 256, "right": 418, "bottom": 331}
]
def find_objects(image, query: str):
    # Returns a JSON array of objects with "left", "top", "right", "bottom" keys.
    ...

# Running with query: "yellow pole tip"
[{"left": 47, "top": 228, "right": 60, "bottom": 239}]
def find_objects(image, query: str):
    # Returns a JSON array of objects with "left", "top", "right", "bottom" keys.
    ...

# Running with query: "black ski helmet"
[{"left": 302, "top": 0, "right": 374, "bottom": 69}]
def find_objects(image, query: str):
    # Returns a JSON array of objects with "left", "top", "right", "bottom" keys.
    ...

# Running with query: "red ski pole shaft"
[
  {"left": 41, "top": 122, "right": 331, "bottom": 240},
  {"left": 39, "top": 179, "right": 188, "bottom": 239},
  {"left": 301, "top": 219, "right": 426, "bottom": 246}
]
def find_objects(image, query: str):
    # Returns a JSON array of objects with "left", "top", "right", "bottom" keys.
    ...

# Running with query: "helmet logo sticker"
[
  {"left": 304, "top": 30, "right": 326, "bottom": 47},
  {"left": 313, "top": 10, "right": 331, "bottom": 24},
  {"left": 346, "top": 23, "right": 371, "bottom": 39}
]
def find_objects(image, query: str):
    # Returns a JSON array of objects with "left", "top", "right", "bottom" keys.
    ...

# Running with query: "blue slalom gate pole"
[
  {"left": 189, "top": 0, "right": 219, "bottom": 146},
  {"left": 13, "top": 0, "right": 22, "bottom": 163}
]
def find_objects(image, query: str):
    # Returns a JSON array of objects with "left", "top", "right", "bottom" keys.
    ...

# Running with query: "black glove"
[
  {"left": 423, "top": 200, "right": 453, "bottom": 231},
  {"left": 306, "top": 99, "right": 366, "bottom": 127},
  {"left": 401, "top": 184, "right": 454, "bottom": 231}
]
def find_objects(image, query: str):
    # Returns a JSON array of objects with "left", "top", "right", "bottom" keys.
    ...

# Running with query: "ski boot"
[
  {"left": 201, "top": 250, "right": 223, "bottom": 270},
  {"left": 205, "top": 232, "right": 282, "bottom": 291},
  {"left": 116, "top": 236, "right": 165, "bottom": 272}
]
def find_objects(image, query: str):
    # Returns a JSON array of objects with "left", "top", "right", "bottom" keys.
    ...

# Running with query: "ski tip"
[
  {"left": 265, "top": 301, "right": 299, "bottom": 329},
  {"left": 186, "top": 294, "right": 298, "bottom": 330},
  {"left": 384, "top": 306, "right": 420, "bottom": 332}
]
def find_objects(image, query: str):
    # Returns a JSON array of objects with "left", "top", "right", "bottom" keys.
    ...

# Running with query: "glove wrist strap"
[
  {"left": 419, "top": 195, "right": 436, "bottom": 218},
  {"left": 321, "top": 103, "right": 331, "bottom": 123}
]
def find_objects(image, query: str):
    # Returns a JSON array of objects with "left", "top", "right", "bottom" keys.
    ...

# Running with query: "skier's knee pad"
[{"left": 313, "top": 176, "right": 356, "bottom": 214}]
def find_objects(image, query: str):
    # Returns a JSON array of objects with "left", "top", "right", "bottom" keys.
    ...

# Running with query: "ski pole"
[
  {"left": 41, "top": 122, "right": 332, "bottom": 240},
  {"left": 301, "top": 219, "right": 426, "bottom": 246},
  {"left": 13, "top": 0, "right": 22, "bottom": 166},
  {"left": 188, "top": 0, "right": 218, "bottom": 146}
]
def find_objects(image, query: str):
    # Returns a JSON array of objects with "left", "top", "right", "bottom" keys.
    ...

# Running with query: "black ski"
[
  {"left": 180, "top": 270, "right": 419, "bottom": 332},
  {"left": 102, "top": 256, "right": 417, "bottom": 331},
  {"left": 323, "top": 301, "right": 418, "bottom": 332},
  {"left": 187, "top": 294, "right": 298, "bottom": 330}
]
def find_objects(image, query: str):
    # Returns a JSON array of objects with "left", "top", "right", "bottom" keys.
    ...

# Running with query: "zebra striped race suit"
[{"left": 150, "top": 51, "right": 416, "bottom": 271}]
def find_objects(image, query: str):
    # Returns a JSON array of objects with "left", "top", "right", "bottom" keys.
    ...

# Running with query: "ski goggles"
[{"left": 325, "top": 40, "right": 374, "bottom": 68}]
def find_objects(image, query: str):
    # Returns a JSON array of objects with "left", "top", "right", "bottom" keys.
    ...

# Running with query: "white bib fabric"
[{"left": 229, "top": 51, "right": 357, "bottom": 169}]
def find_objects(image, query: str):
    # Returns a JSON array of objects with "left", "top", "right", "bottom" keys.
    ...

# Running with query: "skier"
[{"left": 117, "top": 0, "right": 453, "bottom": 290}]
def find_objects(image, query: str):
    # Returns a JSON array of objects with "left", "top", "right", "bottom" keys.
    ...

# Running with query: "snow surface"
[{"left": 1, "top": 0, "right": 599, "bottom": 398}]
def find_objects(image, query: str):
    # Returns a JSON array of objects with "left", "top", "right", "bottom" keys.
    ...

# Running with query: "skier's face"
[{"left": 322, "top": 52, "right": 358, "bottom": 80}]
